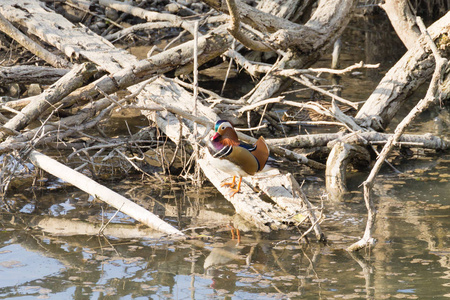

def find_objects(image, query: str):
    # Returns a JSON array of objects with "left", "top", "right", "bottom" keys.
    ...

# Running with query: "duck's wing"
[
  {"left": 249, "top": 136, "right": 269, "bottom": 172},
  {"left": 209, "top": 139, "right": 259, "bottom": 175},
  {"left": 227, "top": 146, "right": 259, "bottom": 175}
]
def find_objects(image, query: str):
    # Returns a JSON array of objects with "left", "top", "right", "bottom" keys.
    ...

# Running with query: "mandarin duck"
[{"left": 208, "top": 120, "right": 270, "bottom": 197}]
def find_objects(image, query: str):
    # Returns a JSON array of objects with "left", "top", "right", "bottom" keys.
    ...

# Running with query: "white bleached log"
[{"left": 28, "top": 150, "right": 184, "bottom": 237}]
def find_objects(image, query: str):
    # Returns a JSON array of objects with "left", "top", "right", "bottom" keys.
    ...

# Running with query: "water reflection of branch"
[
  {"left": 271, "top": 248, "right": 289, "bottom": 274},
  {"left": 245, "top": 245, "right": 255, "bottom": 266},
  {"left": 99, "top": 203, "right": 124, "bottom": 235},
  {"left": 249, "top": 265, "right": 285, "bottom": 295},
  {"left": 301, "top": 246, "right": 320, "bottom": 280},
  {"left": 190, "top": 248, "right": 196, "bottom": 300},
  {"left": 34, "top": 216, "right": 167, "bottom": 239},
  {"left": 348, "top": 251, "right": 374, "bottom": 300},
  {"left": 97, "top": 234, "right": 121, "bottom": 258}
]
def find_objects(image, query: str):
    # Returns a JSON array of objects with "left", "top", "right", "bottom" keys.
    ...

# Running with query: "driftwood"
[
  {"left": 0, "top": 63, "right": 96, "bottom": 140},
  {"left": 0, "top": 0, "right": 133, "bottom": 73},
  {"left": 28, "top": 150, "right": 184, "bottom": 236},
  {"left": 0, "top": 65, "right": 69, "bottom": 85},
  {"left": 0, "top": 12, "right": 71, "bottom": 68}
]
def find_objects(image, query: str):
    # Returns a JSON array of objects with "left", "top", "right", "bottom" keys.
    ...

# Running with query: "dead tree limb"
[
  {"left": 27, "top": 150, "right": 184, "bottom": 236},
  {"left": 99, "top": 0, "right": 200, "bottom": 37},
  {"left": 356, "top": 11, "right": 450, "bottom": 130},
  {"left": 0, "top": 66, "right": 69, "bottom": 85},
  {"left": 286, "top": 173, "right": 325, "bottom": 241},
  {"left": 58, "top": 25, "right": 232, "bottom": 109},
  {"left": 201, "top": 0, "right": 302, "bottom": 34},
  {"left": 0, "top": 12, "right": 71, "bottom": 68},
  {"left": 256, "top": 0, "right": 315, "bottom": 23},
  {"left": 0, "top": 63, "right": 97, "bottom": 140},
  {"left": 267, "top": 131, "right": 449, "bottom": 151},
  {"left": 246, "top": 0, "right": 357, "bottom": 105},
  {"left": 381, "top": 0, "right": 421, "bottom": 50},
  {"left": 0, "top": 97, "right": 113, "bottom": 154},
  {"left": 104, "top": 21, "right": 173, "bottom": 41},
  {"left": 224, "top": 0, "right": 272, "bottom": 52}
]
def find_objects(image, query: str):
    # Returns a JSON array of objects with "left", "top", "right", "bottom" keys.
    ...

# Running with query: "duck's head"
[{"left": 211, "top": 120, "right": 239, "bottom": 146}]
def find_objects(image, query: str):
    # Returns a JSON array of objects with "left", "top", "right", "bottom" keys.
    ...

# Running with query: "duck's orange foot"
[
  {"left": 228, "top": 177, "right": 242, "bottom": 198},
  {"left": 229, "top": 188, "right": 239, "bottom": 197},
  {"left": 221, "top": 175, "right": 236, "bottom": 189}
]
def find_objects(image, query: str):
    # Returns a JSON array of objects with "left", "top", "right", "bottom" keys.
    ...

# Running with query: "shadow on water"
[{"left": 1, "top": 14, "right": 450, "bottom": 300}]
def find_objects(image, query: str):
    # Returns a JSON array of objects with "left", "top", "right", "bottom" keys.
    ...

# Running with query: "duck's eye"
[{"left": 221, "top": 126, "right": 225, "bottom": 130}]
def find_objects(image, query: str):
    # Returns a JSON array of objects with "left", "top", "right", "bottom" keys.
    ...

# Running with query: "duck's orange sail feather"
[{"left": 250, "top": 137, "right": 269, "bottom": 171}]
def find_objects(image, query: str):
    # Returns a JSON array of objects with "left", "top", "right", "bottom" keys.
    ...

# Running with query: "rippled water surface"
[{"left": 1, "top": 167, "right": 449, "bottom": 299}]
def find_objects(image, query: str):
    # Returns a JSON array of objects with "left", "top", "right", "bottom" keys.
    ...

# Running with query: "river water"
[{"left": 1, "top": 14, "right": 450, "bottom": 300}]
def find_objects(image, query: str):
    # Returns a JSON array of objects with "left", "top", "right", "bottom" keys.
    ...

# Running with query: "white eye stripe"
[{"left": 220, "top": 122, "right": 233, "bottom": 130}]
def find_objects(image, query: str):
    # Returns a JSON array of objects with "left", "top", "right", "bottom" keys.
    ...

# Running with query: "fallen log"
[
  {"left": 0, "top": 63, "right": 96, "bottom": 140},
  {"left": 0, "top": 12, "right": 71, "bottom": 68},
  {"left": 0, "top": 66, "right": 69, "bottom": 85},
  {"left": 27, "top": 150, "right": 184, "bottom": 236},
  {"left": 0, "top": 0, "right": 134, "bottom": 73},
  {"left": 356, "top": 11, "right": 450, "bottom": 131}
]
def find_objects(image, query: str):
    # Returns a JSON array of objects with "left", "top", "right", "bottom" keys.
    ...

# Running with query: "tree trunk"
[{"left": 381, "top": 0, "right": 421, "bottom": 50}]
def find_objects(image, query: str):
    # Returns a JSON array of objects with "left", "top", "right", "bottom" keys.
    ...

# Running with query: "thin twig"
[{"left": 192, "top": 20, "right": 201, "bottom": 185}]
